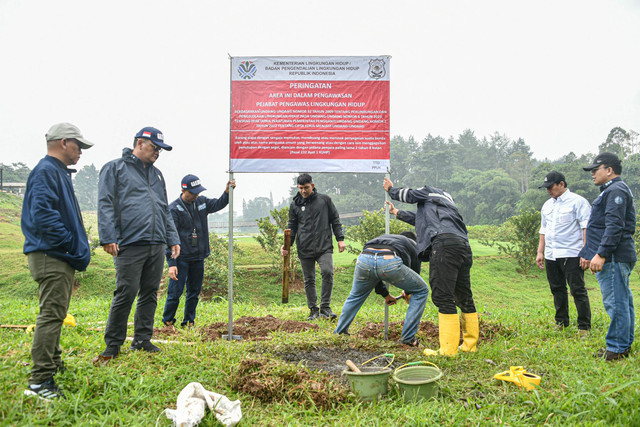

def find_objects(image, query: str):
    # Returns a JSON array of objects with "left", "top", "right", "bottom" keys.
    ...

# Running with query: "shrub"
[
  {"left": 202, "top": 233, "right": 243, "bottom": 298},
  {"left": 479, "top": 208, "right": 540, "bottom": 275},
  {"left": 345, "top": 208, "right": 414, "bottom": 254}
]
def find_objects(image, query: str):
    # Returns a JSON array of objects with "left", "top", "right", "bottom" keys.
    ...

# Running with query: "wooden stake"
[{"left": 282, "top": 229, "right": 291, "bottom": 303}]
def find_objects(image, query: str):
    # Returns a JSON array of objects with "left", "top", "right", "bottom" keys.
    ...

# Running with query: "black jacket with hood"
[{"left": 288, "top": 188, "right": 344, "bottom": 259}]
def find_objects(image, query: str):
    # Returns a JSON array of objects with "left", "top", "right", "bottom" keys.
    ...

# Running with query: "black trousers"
[
  {"left": 429, "top": 236, "right": 476, "bottom": 314},
  {"left": 104, "top": 245, "right": 165, "bottom": 346},
  {"left": 546, "top": 257, "right": 591, "bottom": 329}
]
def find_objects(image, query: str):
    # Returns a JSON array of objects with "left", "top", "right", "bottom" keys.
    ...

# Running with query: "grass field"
[{"left": 1, "top": 192, "right": 640, "bottom": 426}]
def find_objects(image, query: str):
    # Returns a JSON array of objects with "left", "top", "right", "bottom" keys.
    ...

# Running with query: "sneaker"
[
  {"left": 307, "top": 309, "right": 320, "bottom": 321},
  {"left": 319, "top": 308, "right": 337, "bottom": 320},
  {"left": 130, "top": 340, "right": 161, "bottom": 353},
  {"left": 594, "top": 347, "right": 629, "bottom": 361},
  {"left": 24, "top": 378, "right": 65, "bottom": 401}
]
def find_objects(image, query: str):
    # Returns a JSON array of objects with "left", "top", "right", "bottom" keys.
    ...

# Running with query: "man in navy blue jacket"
[
  {"left": 22, "top": 123, "right": 94, "bottom": 400},
  {"left": 579, "top": 152, "right": 637, "bottom": 361},
  {"left": 162, "top": 175, "right": 235, "bottom": 327}
]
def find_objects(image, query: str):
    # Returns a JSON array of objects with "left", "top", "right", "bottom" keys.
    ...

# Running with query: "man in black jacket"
[
  {"left": 384, "top": 177, "right": 479, "bottom": 357},
  {"left": 334, "top": 232, "right": 429, "bottom": 346},
  {"left": 162, "top": 175, "right": 235, "bottom": 327},
  {"left": 281, "top": 174, "right": 345, "bottom": 320}
]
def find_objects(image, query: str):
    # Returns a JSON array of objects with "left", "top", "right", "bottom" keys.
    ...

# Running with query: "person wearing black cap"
[
  {"left": 579, "top": 152, "right": 637, "bottom": 361},
  {"left": 384, "top": 177, "right": 479, "bottom": 357},
  {"left": 22, "top": 123, "right": 94, "bottom": 400},
  {"left": 95, "top": 127, "right": 181, "bottom": 363},
  {"left": 162, "top": 175, "right": 236, "bottom": 327},
  {"left": 535, "top": 171, "right": 592, "bottom": 333}
]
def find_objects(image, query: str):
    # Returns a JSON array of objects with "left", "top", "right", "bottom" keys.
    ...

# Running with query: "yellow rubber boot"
[
  {"left": 423, "top": 313, "right": 460, "bottom": 356},
  {"left": 459, "top": 312, "right": 479, "bottom": 352}
]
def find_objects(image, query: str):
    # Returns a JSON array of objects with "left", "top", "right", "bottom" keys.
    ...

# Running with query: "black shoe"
[
  {"left": 54, "top": 362, "right": 67, "bottom": 375},
  {"left": 101, "top": 345, "right": 120, "bottom": 358},
  {"left": 24, "top": 378, "right": 65, "bottom": 401},
  {"left": 130, "top": 340, "right": 161, "bottom": 353},
  {"left": 319, "top": 308, "right": 337, "bottom": 320},
  {"left": 594, "top": 347, "right": 629, "bottom": 361},
  {"left": 307, "top": 309, "right": 320, "bottom": 321}
]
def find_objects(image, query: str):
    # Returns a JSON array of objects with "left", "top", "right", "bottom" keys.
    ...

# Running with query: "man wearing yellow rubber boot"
[{"left": 384, "top": 178, "right": 479, "bottom": 356}]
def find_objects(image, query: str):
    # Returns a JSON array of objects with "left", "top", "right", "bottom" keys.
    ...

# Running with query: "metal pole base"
[{"left": 222, "top": 335, "right": 243, "bottom": 341}]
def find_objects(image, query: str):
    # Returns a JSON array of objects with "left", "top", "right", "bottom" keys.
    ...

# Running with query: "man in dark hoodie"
[
  {"left": 281, "top": 173, "right": 345, "bottom": 320},
  {"left": 22, "top": 123, "right": 94, "bottom": 400},
  {"left": 334, "top": 231, "right": 428, "bottom": 346},
  {"left": 95, "top": 127, "right": 180, "bottom": 363}
]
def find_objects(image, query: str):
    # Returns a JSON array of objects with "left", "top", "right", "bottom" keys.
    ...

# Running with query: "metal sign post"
[{"left": 384, "top": 172, "right": 391, "bottom": 340}]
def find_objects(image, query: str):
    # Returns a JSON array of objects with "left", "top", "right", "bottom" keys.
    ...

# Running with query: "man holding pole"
[
  {"left": 162, "top": 175, "right": 235, "bottom": 327},
  {"left": 281, "top": 173, "right": 346, "bottom": 321},
  {"left": 384, "top": 177, "right": 479, "bottom": 356}
]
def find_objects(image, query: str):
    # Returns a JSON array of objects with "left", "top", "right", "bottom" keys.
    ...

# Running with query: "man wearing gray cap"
[
  {"left": 22, "top": 123, "right": 94, "bottom": 400},
  {"left": 535, "top": 171, "right": 592, "bottom": 333},
  {"left": 579, "top": 152, "right": 637, "bottom": 361},
  {"left": 95, "top": 127, "right": 180, "bottom": 363}
]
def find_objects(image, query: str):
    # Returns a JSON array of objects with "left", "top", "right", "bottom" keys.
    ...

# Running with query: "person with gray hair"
[{"left": 22, "top": 123, "right": 94, "bottom": 400}]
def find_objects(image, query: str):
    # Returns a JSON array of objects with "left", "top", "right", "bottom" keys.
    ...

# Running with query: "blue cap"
[
  {"left": 135, "top": 126, "right": 172, "bottom": 151},
  {"left": 181, "top": 174, "right": 206, "bottom": 194}
]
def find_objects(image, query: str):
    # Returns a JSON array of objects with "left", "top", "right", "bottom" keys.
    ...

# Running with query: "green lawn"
[{"left": 1, "top": 193, "right": 640, "bottom": 425}]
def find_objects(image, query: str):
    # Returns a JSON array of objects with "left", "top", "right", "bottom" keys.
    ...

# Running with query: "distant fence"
[{"left": 209, "top": 211, "right": 365, "bottom": 229}]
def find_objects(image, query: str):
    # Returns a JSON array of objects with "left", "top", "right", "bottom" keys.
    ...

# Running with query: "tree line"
[{"left": 5, "top": 126, "right": 638, "bottom": 226}]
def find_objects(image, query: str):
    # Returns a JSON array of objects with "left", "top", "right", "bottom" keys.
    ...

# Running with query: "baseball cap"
[
  {"left": 582, "top": 152, "right": 620, "bottom": 171},
  {"left": 539, "top": 171, "right": 566, "bottom": 188},
  {"left": 181, "top": 174, "right": 206, "bottom": 194},
  {"left": 135, "top": 127, "right": 172, "bottom": 151},
  {"left": 45, "top": 123, "right": 94, "bottom": 149}
]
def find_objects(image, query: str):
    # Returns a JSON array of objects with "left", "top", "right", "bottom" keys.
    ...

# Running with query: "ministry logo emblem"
[
  {"left": 238, "top": 61, "right": 257, "bottom": 79},
  {"left": 368, "top": 58, "right": 386, "bottom": 79}
]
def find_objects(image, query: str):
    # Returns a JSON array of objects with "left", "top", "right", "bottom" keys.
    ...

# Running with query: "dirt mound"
[
  {"left": 154, "top": 315, "right": 319, "bottom": 341},
  {"left": 355, "top": 318, "right": 507, "bottom": 345},
  {"left": 232, "top": 357, "right": 348, "bottom": 409}
]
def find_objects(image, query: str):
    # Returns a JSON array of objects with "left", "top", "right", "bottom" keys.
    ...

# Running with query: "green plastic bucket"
[
  {"left": 393, "top": 362, "right": 443, "bottom": 402},
  {"left": 343, "top": 367, "right": 392, "bottom": 402}
]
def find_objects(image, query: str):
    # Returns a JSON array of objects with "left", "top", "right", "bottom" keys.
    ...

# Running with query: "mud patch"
[
  {"left": 232, "top": 357, "right": 348, "bottom": 409},
  {"left": 277, "top": 347, "right": 394, "bottom": 382}
]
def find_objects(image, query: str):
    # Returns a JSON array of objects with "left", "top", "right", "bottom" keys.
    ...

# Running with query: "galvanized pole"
[{"left": 384, "top": 172, "right": 391, "bottom": 340}]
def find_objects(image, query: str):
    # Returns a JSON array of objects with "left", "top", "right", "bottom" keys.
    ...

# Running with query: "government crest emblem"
[
  {"left": 238, "top": 61, "right": 257, "bottom": 79},
  {"left": 368, "top": 58, "right": 386, "bottom": 79}
]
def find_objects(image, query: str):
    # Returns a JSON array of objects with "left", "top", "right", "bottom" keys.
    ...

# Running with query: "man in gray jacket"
[{"left": 95, "top": 127, "right": 180, "bottom": 363}]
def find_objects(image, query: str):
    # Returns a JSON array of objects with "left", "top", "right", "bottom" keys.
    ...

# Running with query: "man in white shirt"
[{"left": 536, "top": 171, "right": 592, "bottom": 333}]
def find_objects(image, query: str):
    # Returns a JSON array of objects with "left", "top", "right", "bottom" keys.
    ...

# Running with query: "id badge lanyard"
[{"left": 179, "top": 198, "right": 198, "bottom": 247}]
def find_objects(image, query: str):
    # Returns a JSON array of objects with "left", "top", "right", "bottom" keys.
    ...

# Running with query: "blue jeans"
[
  {"left": 335, "top": 253, "right": 429, "bottom": 342},
  {"left": 596, "top": 259, "right": 636, "bottom": 353},
  {"left": 162, "top": 258, "right": 205, "bottom": 326}
]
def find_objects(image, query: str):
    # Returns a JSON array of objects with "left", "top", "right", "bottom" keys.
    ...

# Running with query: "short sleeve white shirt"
[{"left": 539, "top": 189, "right": 591, "bottom": 260}]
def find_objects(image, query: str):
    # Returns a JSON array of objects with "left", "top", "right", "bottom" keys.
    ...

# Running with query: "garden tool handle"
[
  {"left": 395, "top": 361, "right": 439, "bottom": 374},
  {"left": 345, "top": 360, "right": 361, "bottom": 373}
]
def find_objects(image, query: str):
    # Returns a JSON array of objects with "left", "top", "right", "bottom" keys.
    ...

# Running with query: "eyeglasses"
[
  {"left": 144, "top": 140, "right": 162, "bottom": 152},
  {"left": 590, "top": 165, "right": 607, "bottom": 174}
]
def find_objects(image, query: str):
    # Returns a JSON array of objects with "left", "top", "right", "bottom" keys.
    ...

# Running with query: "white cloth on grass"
[{"left": 165, "top": 382, "right": 242, "bottom": 427}]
